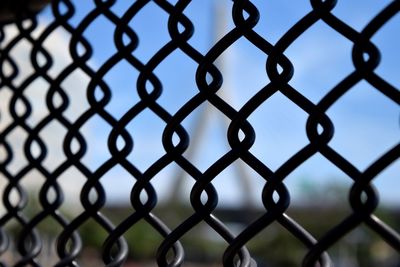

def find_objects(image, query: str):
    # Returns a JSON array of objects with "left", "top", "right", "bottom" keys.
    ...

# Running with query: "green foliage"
[{"left": 123, "top": 220, "right": 163, "bottom": 260}]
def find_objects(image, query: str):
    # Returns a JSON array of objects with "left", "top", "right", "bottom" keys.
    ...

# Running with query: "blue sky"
[{"left": 32, "top": 0, "right": 399, "bottom": 208}]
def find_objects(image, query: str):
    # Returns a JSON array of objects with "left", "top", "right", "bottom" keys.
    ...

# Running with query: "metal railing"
[{"left": 0, "top": 0, "right": 399, "bottom": 266}]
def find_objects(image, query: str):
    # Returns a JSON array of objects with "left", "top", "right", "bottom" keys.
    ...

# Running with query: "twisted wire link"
[
  {"left": 8, "top": 2, "right": 94, "bottom": 266},
  {"left": 52, "top": 0, "right": 130, "bottom": 266},
  {"left": 0, "top": 24, "right": 20, "bottom": 267},
  {"left": 0, "top": 0, "right": 398, "bottom": 266},
  {"left": 97, "top": 0, "right": 234, "bottom": 265},
  {"left": 155, "top": 0, "right": 258, "bottom": 266},
  {"left": 94, "top": 1, "right": 187, "bottom": 265},
  {"left": 215, "top": 1, "right": 333, "bottom": 266},
  {"left": 0, "top": 15, "right": 45, "bottom": 267},
  {"left": 301, "top": 0, "right": 400, "bottom": 265},
  {"left": 35, "top": 2, "right": 95, "bottom": 265}
]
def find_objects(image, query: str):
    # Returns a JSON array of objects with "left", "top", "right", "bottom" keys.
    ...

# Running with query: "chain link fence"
[{"left": 0, "top": 0, "right": 399, "bottom": 266}]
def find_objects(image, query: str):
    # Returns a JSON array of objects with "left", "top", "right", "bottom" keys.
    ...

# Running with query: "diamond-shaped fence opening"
[{"left": 0, "top": 0, "right": 399, "bottom": 267}]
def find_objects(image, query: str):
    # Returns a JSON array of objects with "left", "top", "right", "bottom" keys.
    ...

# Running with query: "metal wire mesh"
[{"left": 0, "top": 0, "right": 399, "bottom": 266}]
